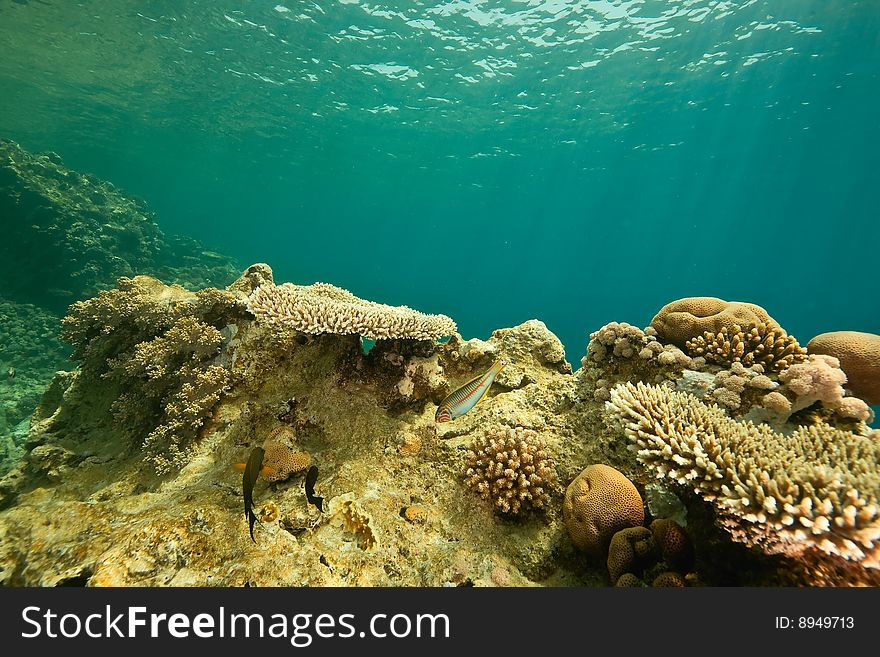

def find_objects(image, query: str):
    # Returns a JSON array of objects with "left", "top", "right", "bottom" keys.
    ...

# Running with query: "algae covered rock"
[{"left": 0, "top": 138, "right": 240, "bottom": 313}]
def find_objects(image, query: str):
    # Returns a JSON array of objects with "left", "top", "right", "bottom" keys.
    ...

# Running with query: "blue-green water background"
[{"left": 1, "top": 0, "right": 878, "bottom": 362}]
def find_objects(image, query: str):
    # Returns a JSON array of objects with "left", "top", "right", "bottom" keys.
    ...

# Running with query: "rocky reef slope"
[{"left": 2, "top": 269, "right": 876, "bottom": 587}]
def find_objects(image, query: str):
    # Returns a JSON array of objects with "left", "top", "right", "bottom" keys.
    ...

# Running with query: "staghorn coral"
[
  {"left": 606, "top": 382, "right": 880, "bottom": 569},
  {"left": 778, "top": 354, "right": 873, "bottom": 423},
  {"left": 563, "top": 464, "right": 644, "bottom": 555},
  {"left": 607, "top": 526, "right": 657, "bottom": 583},
  {"left": 651, "top": 297, "right": 780, "bottom": 349},
  {"left": 462, "top": 426, "right": 556, "bottom": 515},
  {"left": 807, "top": 331, "right": 880, "bottom": 405},
  {"left": 685, "top": 323, "right": 807, "bottom": 372},
  {"left": 247, "top": 282, "right": 455, "bottom": 341}
]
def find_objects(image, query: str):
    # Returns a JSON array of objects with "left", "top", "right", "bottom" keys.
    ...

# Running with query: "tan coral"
[
  {"left": 607, "top": 526, "right": 657, "bottom": 582},
  {"left": 650, "top": 297, "right": 780, "bottom": 349},
  {"left": 606, "top": 382, "right": 880, "bottom": 569},
  {"left": 807, "top": 331, "right": 880, "bottom": 405},
  {"left": 247, "top": 282, "right": 456, "bottom": 341},
  {"left": 650, "top": 518, "right": 694, "bottom": 573},
  {"left": 778, "top": 354, "right": 873, "bottom": 423},
  {"left": 615, "top": 573, "right": 643, "bottom": 587},
  {"left": 652, "top": 571, "right": 686, "bottom": 587},
  {"left": 685, "top": 323, "right": 806, "bottom": 372},
  {"left": 462, "top": 426, "right": 556, "bottom": 515},
  {"left": 563, "top": 464, "right": 644, "bottom": 555}
]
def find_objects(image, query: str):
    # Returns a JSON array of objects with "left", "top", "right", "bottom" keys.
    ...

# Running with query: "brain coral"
[
  {"left": 247, "top": 282, "right": 456, "bottom": 341},
  {"left": 807, "top": 331, "right": 880, "bottom": 405},
  {"left": 607, "top": 526, "right": 657, "bottom": 583},
  {"left": 650, "top": 518, "right": 694, "bottom": 574},
  {"left": 606, "top": 381, "right": 880, "bottom": 569},
  {"left": 563, "top": 464, "right": 644, "bottom": 555},
  {"left": 462, "top": 426, "right": 556, "bottom": 515},
  {"left": 650, "top": 297, "right": 780, "bottom": 349}
]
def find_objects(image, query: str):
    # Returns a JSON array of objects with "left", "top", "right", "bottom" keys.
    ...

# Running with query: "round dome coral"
[
  {"left": 807, "top": 331, "right": 880, "bottom": 405},
  {"left": 563, "top": 464, "right": 644, "bottom": 555},
  {"left": 650, "top": 297, "right": 780, "bottom": 349}
]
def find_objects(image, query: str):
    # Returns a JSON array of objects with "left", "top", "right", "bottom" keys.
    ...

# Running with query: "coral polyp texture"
[
  {"left": 684, "top": 323, "right": 807, "bottom": 372},
  {"left": 606, "top": 382, "right": 880, "bottom": 569},
  {"left": 807, "top": 331, "right": 880, "bottom": 405},
  {"left": 563, "top": 464, "right": 644, "bottom": 555},
  {"left": 247, "top": 282, "right": 456, "bottom": 341},
  {"left": 461, "top": 426, "right": 556, "bottom": 515},
  {"left": 777, "top": 354, "right": 873, "bottom": 423},
  {"left": 261, "top": 426, "right": 312, "bottom": 482},
  {"left": 650, "top": 297, "right": 780, "bottom": 349}
]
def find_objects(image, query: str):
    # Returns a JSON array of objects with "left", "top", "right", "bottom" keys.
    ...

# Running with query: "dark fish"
[
  {"left": 304, "top": 465, "right": 323, "bottom": 513},
  {"left": 243, "top": 446, "right": 265, "bottom": 543}
]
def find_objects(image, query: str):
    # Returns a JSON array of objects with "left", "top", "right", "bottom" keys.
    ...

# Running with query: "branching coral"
[
  {"left": 108, "top": 316, "right": 231, "bottom": 473},
  {"left": 462, "top": 426, "right": 556, "bottom": 515},
  {"left": 247, "top": 282, "right": 456, "bottom": 341},
  {"left": 59, "top": 276, "right": 239, "bottom": 473},
  {"left": 685, "top": 323, "right": 806, "bottom": 372},
  {"left": 606, "top": 381, "right": 880, "bottom": 568}
]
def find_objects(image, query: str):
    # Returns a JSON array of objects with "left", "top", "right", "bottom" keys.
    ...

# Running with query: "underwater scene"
[{"left": 0, "top": 0, "right": 878, "bottom": 587}]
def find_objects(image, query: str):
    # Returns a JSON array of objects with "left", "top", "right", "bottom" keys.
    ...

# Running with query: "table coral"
[
  {"left": 807, "top": 331, "right": 880, "bottom": 405},
  {"left": 462, "top": 426, "right": 556, "bottom": 516},
  {"left": 606, "top": 381, "right": 880, "bottom": 569},
  {"left": 247, "top": 282, "right": 456, "bottom": 341},
  {"left": 563, "top": 464, "right": 644, "bottom": 555}
]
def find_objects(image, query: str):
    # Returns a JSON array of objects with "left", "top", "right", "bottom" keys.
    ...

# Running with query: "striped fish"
[{"left": 435, "top": 360, "right": 506, "bottom": 424}]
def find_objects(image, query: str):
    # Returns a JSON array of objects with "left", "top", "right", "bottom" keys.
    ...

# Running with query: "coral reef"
[
  {"left": 2, "top": 276, "right": 872, "bottom": 588},
  {"left": 247, "top": 282, "right": 456, "bottom": 341},
  {"left": 807, "top": 331, "right": 880, "bottom": 405},
  {"left": 606, "top": 381, "right": 880, "bottom": 569},
  {"left": 651, "top": 297, "right": 781, "bottom": 347},
  {"left": 0, "top": 139, "right": 240, "bottom": 313},
  {"left": 461, "top": 426, "right": 556, "bottom": 515},
  {"left": 563, "top": 464, "right": 644, "bottom": 555}
]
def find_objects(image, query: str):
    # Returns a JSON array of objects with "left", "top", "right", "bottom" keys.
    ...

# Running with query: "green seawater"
[{"left": 0, "top": 1, "right": 877, "bottom": 385}]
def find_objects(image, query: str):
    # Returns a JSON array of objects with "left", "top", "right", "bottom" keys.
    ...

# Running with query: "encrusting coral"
[
  {"left": 606, "top": 381, "right": 880, "bottom": 569},
  {"left": 261, "top": 426, "right": 312, "bottom": 482},
  {"left": 247, "top": 282, "right": 456, "bottom": 341},
  {"left": 563, "top": 464, "right": 644, "bottom": 555},
  {"left": 807, "top": 331, "right": 880, "bottom": 405},
  {"left": 461, "top": 426, "right": 556, "bottom": 516}
]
